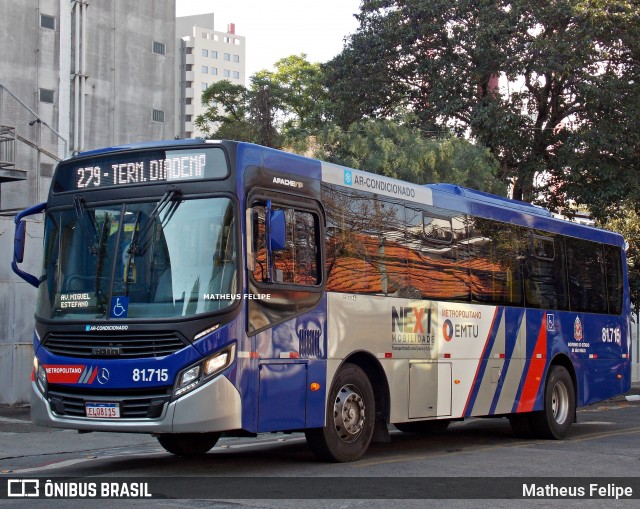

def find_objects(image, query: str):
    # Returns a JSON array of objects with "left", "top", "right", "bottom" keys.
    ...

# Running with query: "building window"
[
  {"left": 223, "top": 70, "right": 230, "bottom": 78},
  {"left": 211, "top": 51, "right": 218, "bottom": 59},
  {"left": 152, "top": 109, "right": 165, "bottom": 123},
  {"left": 40, "top": 14, "right": 55, "bottom": 30},
  {"left": 201, "top": 49, "right": 208, "bottom": 57},
  {"left": 202, "top": 32, "right": 208, "bottom": 39},
  {"left": 201, "top": 82, "right": 208, "bottom": 91},
  {"left": 39, "top": 88, "right": 54, "bottom": 104},
  {"left": 201, "top": 65, "right": 209, "bottom": 74},
  {"left": 152, "top": 41, "right": 166, "bottom": 55},
  {"left": 211, "top": 67, "right": 218, "bottom": 76},
  {"left": 233, "top": 54, "right": 240, "bottom": 63},
  {"left": 233, "top": 71, "right": 240, "bottom": 79},
  {"left": 186, "top": 98, "right": 192, "bottom": 105},
  {"left": 224, "top": 53, "right": 231, "bottom": 61},
  {"left": 224, "top": 36, "right": 230, "bottom": 43},
  {"left": 40, "top": 163, "right": 55, "bottom": 177}
]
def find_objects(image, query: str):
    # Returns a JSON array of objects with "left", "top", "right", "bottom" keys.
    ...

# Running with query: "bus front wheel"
[
  {"left": 305, "top": 363, "right": 375, "bottom": 462},
  {"left": 157, "top": 432, "right": 221, "bottom": 455}
]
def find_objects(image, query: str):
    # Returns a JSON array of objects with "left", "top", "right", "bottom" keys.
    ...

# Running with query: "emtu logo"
[
  {"left": 443, "top": 319, "right": 454, "bottom": 342},
  {"left": 442, "top": 319, "right": 479, "bottom": 341}
]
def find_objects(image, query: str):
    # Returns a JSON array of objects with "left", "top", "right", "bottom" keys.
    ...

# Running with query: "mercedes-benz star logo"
[{"left": 96, "top": 367, "right": 110, "bottom": 385}]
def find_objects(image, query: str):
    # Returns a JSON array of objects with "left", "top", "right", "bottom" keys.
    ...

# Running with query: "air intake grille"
[
  {"left": 42, "top": 332, "right": 188, "bottom": 359},
  {"left": 47, "top": 385, "right": 172, "bottom": 419}
]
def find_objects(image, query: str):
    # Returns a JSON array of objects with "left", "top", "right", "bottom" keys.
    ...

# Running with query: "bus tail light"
[{"left": 173, "top": 344, "right": 236, "bottom": 399}]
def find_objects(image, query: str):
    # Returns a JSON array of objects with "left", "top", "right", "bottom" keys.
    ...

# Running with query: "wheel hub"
[
  {"left": 552, "top": 380, "right": 569, "bottom": 425},
  {"left": 333, "top": 385, "right": 365, "bottom": 443}
]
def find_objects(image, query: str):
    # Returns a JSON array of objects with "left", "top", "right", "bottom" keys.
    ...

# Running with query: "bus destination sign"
[{"left": 53, "top": 148, "right": 229, "bottom": 192}]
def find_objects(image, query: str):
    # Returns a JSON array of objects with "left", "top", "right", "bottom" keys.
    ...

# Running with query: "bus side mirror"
[
  {"left": 14, "top": 220, "right": 26, "bottom": 264},
  {"left": 11, "top": 202, "right": 46, "bottom": 288},
  {"left": 269, "top": 209, "right": 286, "bottom": 251}
]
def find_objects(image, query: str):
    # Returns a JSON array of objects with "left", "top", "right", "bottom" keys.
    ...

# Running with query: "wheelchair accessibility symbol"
[{"left": 110, "top": 296, "right": 129, "bottom": 318}]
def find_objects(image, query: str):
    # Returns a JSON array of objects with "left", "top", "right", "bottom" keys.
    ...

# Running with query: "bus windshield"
[{"left": 36, "top": 196, "right": 237, "bottom": 320}]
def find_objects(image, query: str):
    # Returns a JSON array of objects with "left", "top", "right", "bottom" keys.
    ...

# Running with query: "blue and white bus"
[{"left": 12, "top": 140, "right": 631, "bottom": 462}]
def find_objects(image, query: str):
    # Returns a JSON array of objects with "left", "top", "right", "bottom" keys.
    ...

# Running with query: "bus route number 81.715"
[{"left": 132, "top": 368, "right": 169, "bottom": 382}]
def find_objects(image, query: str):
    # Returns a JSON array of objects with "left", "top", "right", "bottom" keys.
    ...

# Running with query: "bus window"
[
  {"left": 604, "top": 244, "right": 623, "bottom": 315},
  {"left": 467, "top": 218, "right": 524, "bottom": 306},
  {"left": 524, "top": 232, "right": 568, "bottom": 310},
  {"left": 565, "top": 237, "right": 607, "bottom": 313},
  {"left": 252, "top": 204, "right": 320, "bottom": 286}
]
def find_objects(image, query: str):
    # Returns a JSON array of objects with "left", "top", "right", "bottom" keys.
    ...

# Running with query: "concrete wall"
[
  {"left": 82, "top": 1, "right": 177, "bottom": 149},
  {"left": 0, "top": 0, "right": 176, "bottom": 404},
  {"left": 0, "top": 215, "right": 42, "bottom": 404}
]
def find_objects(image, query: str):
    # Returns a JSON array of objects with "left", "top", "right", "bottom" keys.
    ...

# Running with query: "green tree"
[
  {"left": 268, "top": 54, "right": 326, "bottom": 133},
  {"left": 312, "top": 117, "right": 505, "bottom": 194},
  {"left": 324, "top": 0, "right": 640, "bottom": 214},
  {"left": 600, "top": 205, "right": 640, "bottom": 312},
  {"left": 195, "top": 55, "right": 327, "bottom": 148},
  {"left": 194, "top": 80, "right": 253, "bottom": 140}
]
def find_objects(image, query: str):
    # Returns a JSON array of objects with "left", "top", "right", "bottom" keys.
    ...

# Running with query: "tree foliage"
[
  {"left": 311, "top": 117, "right": 505, "bottom": 194},
  {"left": 193, "top": 55, "right": 506, "bottom": 194},
  {"left": 324, "top": 0, "right": 640, "bottom": 216},
  {"left": 195, "top": 54, "right": 326, "bottom": 147}
]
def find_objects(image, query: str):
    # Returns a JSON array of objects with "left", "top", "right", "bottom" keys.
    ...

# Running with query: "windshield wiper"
[
  {"left": 128, "top": 185, "right": 181, "bottom": 257},
  {"left": 124, "top": 186, "right": 180, "bottom": 294},
  {"left": 73, "top": 195, "right": 99, "bottom": 255}
]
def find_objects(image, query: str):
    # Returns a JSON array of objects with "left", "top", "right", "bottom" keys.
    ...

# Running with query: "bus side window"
[
  {"left": 604, "top": 245, "right": 623, "bottom": 315},
  {"left": 565, "top": 237, "right": 607, "bottom": 313},
  {"left": 524, "top": 232, "right": 568, "bottom": 310},
  {"left": 252, "top": 204, "right": 321, "bottom": 286}
]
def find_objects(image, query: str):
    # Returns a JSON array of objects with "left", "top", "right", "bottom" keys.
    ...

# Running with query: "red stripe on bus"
[{"left": 516, "top": 317, "right": 547, "bottom": 412}]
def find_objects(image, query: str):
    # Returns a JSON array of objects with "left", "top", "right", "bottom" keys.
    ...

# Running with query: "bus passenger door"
[
  {"left": 408, "top": 361, "right": 452, "bottom": 418},
  {"left": 246, "top": 190, "right": 326, "bottom": 431}
]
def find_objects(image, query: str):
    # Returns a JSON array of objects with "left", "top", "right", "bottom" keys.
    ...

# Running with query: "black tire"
[
  {"left": 529, "top": 365, "right": 575, "bottom": 439},
  {"left": 157, "top": 432, "right": 221, "bottom": 455},
  {"left": 395, "top": 420, "right": 450, "bottom": 433},
  {"left": 305, "top": 363, "right": 375, "bottom": 462},
  {"left": 508, "top": 413, "right": 534, "bottom": 438}
]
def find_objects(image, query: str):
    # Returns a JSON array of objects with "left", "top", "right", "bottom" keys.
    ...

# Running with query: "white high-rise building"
[{"left": 176, "top": 14, "right": 246, "bottom": 139}]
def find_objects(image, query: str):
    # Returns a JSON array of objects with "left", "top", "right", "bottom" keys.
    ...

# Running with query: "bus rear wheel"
[
  {"left": 157, "top": 432, "right": 221, "bottom": 455},
  {"left": 305, "top": 363, "right": 375, "bottom": 462},
  {"left": 529, "top": 365, "right": 575, "bottom": 439}
]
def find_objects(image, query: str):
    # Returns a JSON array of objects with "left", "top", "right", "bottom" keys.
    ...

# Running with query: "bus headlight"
[
  {"left": 33, "top": 357, "right": 47, "bottom": 394},
  {"left": 173, "top": 344, "right": 236, "bottom": 399}
]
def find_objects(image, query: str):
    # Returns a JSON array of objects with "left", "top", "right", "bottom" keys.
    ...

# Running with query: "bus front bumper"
[{"left": 30, "top": 375, "right": 242, "bottom": 433}]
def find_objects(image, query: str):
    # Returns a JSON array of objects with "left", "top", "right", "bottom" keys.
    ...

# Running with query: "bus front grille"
[
  {"left": 47, "top": 385, "right": 172, "bottom": 419},
  {"left": 42, "top": 332, "right": 188, "bottom": 359}
]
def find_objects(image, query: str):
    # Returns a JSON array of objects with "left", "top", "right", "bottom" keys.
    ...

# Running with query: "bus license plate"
[{"left": 85, "top": 402, "right": 120, "bottom": 418}]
